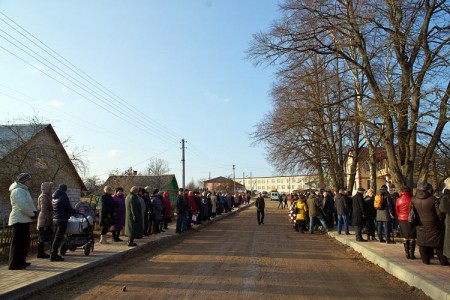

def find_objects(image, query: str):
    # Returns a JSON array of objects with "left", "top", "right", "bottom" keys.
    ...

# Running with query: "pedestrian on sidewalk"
[
  {"left": 176, "top": 188, "right": 186, "bottom": 233},
  {"left": 125, "top": 186, "right": 143, "bottom": 246},
  {"left": 375, "top": 185, "right": 395, "bottom": 244},
  {"left": 295, "top": 196, "right": 307, "bottom": 233},
  {"left": 8, "top": 173, "right": 37, "bottom": 270},
  {"left": 255, "top": 192, "right": 265, "bottom": 225},
  {"left": 395, "top": 185, "right": 416, "bottom": 259},
  {"left": 323, "top": 190, "right": 335, "bottom": 229},
  {"left": 307, "top": 192, "right": 329, "bottom": 234},
  {"left": 335, "top": 189, "right": 349, "bottom": 235},
  {"left": 99, "top": 186, "right": 116, "bottom": 244},
  {"left": 352, "top": 187, "right": 367, "bottom": 241},
  {"left": 162, "top": 192, "right": 171, "bottom": 230},
  {"left": 151, "top": 189, "right": 164, "bottom": 233},
  {"left": 413, "top": 182, "right": 449, "bottom": 265},
  {"left": 37, "top": 182, "right": 53, "bottom": 258},
  {"left": 364, "top": 189, "right": 376, "bottom": 241},
  {"left": 111, "top": 187, "right": 125, "bottom": 242},
  {"left": 51, "top": 184, "right": 76, "bottom": 261},
  {"left": 439, "top": 177, "right": 450, "bottom": 262}
]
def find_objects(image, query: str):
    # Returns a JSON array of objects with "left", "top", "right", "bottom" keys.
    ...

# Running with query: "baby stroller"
[{"left": 60, "top": 202, "right": 95, "bottom": 256}]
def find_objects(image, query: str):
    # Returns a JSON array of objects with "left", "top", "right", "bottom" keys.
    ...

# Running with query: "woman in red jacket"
[{"left": 395, "top": 185, "right": 416, "bottom": 259}]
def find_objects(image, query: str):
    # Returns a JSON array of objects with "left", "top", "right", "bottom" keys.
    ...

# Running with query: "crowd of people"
[
  {"left": 6, "top": 171, "right": 251, "bottom": 270},
  {"left": 288, "top": 181, "right": 450, "bottom": 267}
]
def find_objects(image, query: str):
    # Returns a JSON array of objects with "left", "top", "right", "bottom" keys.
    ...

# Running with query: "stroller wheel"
[
  {"left": 84, "top": 243, "right": 91, "bottom": 256},
  {"left": 60, "top": 243, "right": 68, "bottom": 256}
]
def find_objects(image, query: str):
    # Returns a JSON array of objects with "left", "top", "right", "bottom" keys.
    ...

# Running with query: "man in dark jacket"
[
  {"left": 352, "top": 187, "right": 367, "bottom": 241},
  {"left": 51, "top": 184, "right": 76, "bottom": 261},
  {"left": 176, "top": 189, "right": 186, "bottom": 233},
  {"left": 335, "top": 189, "right": 349, "bottom": 235},
  {"left": 255, "top": 193, "right": 265, "bottom": 225}
]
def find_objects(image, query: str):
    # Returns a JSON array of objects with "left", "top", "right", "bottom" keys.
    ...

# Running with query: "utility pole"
[
  {"left": 181, "top": 138, "right": 186, "bottom": 190},
  {"left": 233, "top": 165, "right": 236, "bottom": 194}
]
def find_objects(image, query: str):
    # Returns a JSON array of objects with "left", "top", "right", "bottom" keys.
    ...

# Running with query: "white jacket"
[{"left": 8, "top": 182, "right": 37, "bottom": 225}]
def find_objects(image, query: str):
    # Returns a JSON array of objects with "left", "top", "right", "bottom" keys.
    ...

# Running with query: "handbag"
[{"left": 408, "top": 203, "right": 416, "bottom": 224}]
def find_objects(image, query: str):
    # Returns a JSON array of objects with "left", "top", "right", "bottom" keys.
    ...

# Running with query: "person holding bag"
[{"left": 37, "top": 182, "right": 54, "bottom": 258}]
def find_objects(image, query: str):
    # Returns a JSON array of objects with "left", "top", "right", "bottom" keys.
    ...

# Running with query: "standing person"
[
  {"left": 307, "top": 192, "right": 329, "bottom": 234},
  {"left": 151, "top": 189, "right": 164, "bottom": 234},
  {"left": 323, "top": 190, "right": 335, "bottom": 229},
  {"left": 210, "top": 192, "right": 217, "bottom": 218},
  {"left": 201, "top": 191, "right": 210, "bottom": 222},
  {"left": 37, "top": 182, "right": 53, "bottom": 258},
  {"left": 439, "top": 177, "right": 450, "bottom": 262},
  {"left": 364, "top": 189, "right": 376, "bottom": 241},
  {"left": 140, "top": 188, "right": 150, "bottom": 236},
  {"left": 51, "top": 184, "right": 76, "bottom": 261},
  {"left": 8, "top": 173, "right": 37, "bottom": 270},
  {"left": 352, "top": 187, "right": 367, "bottom": 242},
  {"left": 278, "top": 194, "right": 283, "bottom": 209},
  {"left": 295, "top": 196, "right": 308, "bottom": 233},
  {"left": 255, "top": 193, "right": 265, "bottom": 225},
  {"left": 335, "top": 189, "right": 349, "bottom": 235},
  {"left": 395, "top": 185, "right": 416, "bottom": 259},
  {"left": 99, "top": 186, "right": 116, "bottom": 244},
  {"left": 162, "top": 192, "right": 171, "bottom": 230},
  {"left": 375, "top": 185, "right": 395, "bottom": 244},
  {"left": 111, "top": 187, "right": 125, "bottom": 242},
  {"left": 125, "top": 186, "right": 143, "bottom": 247},
  {"left": 176, "top": 188, "right": 186, "bottom": 233},
  {"left": 412, "top": 182, "right": 448, "bottom": 265}
]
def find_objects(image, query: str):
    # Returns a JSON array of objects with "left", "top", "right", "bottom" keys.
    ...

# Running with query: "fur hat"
[{"left": 16, "top": 173, "right": 31, "bottom": 183}]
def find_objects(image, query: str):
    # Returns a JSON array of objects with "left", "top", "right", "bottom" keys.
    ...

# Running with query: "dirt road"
[{"left": 29, "top": 200, "right": 429, "bottom": 300}]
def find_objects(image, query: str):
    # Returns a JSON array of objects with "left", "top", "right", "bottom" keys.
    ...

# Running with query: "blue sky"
[{"left": 0, "top": 1, "right": 282, "bottom": 184}]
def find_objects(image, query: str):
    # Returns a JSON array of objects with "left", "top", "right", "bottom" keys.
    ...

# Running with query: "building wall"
[{"left": 234, "top": 175, "right": 319, "bottom": 194}]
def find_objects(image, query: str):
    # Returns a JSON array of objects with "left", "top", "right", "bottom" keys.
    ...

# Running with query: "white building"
[{"left": 234, "top": 175, "right": 319, "bottom": 194}]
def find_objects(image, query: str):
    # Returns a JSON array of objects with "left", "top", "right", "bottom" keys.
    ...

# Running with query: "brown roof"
[{"left": 103, "top": 174, "right": 178, "bottom": 193}]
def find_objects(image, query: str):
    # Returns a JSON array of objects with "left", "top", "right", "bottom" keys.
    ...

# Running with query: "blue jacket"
[{"left": 52, "top": 189, "right": 76, "bottom": 221}]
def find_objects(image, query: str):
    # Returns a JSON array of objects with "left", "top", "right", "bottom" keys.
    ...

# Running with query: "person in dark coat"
[
  {"left": 151, "top": 189, "right": 164, "bottom": 234},
  {"left": 335, "top": 189, "right": 349, "bottom": 235},
  {"left": 352, "top": 187, "right": 367, "bottom": 241},
  {"left": 323, "top": 191, "right": 335, "bottom": 228},
  {"left": 142, "top": 187, "right": 152, "bottom": 236},
  {"left": 412, "top": 182, "right": 449, "bottom": 265},
  {"left": 36, "top": 182, "right": 53, "bottom": 258},
  {"left": 255, "top": 193, "right": 265, "bottom": 225},
  {"left": 364, "top": 189, "right": 376, "bottom": 241},
  {"left": 125, "top": 186, "right": 143, "bottom": 246},
  {"left": 111, "top": 187, "right": 125, "bottom": 242},
  {"left": 99, "top": 186, "right": 116, "bottom": 244},
  {"left": 439, "top": 177, "right": 450, "bottom": 260},
  {"left": 51, "top": 184, "right": 76, "bottom": 261},
  {"left": 176, "top": 188, "right": 186, "bottom": 233}
]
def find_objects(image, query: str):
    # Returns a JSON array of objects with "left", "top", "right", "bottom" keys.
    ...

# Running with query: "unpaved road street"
[{"left": 30, "top": 200, "right": 429, "bottom": 300}]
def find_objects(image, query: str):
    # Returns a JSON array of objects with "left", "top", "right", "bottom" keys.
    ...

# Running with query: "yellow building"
[{"left": 234, "top": 175, "right": 319, "bottom": 194}]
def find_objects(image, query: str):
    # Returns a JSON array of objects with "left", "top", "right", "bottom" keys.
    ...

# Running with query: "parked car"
[{"left": 270, "top": 191, "right": 279, "bottom": 201}]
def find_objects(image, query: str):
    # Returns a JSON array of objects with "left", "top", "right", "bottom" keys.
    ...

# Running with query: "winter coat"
[
  {"left": 376, "top": 190, "right": 392, "bottom": 222},
  {"left": 210, "top": 195, "right": 217, "bottom": 212},
  {"left": 162, "top": 194, "right": 171, "bottom": 219},
  {"left": 151, "top": 195, "right": 164, "bottom": 221},
  {"left": 37, "top": 182, "right": 53, "bottom": 228},
  {"left": 395, "top": 192, "right": 412, "bottom": 221},
  {"left": 364, "top": 196, "right": 376, "bottom": 221},
  {"left": 255, "top": 197, "right": 265, "bottom": 211},
  {"left": 111, "top": 194, "right": 126, "bottom": 231},
  {"left": 125, "top": 192, "right": 143, "bottom": 239},
  {"left": 323, "top": 193, "right": 335, "bottom": 214},
  {"left": 352, "top": 192, "right": 366, "bottom": 226},
  {"left": 335, "top": 193, "right": 348, "bottom": 216},
  {"left": 8, "top": 181, "right": 37, "bottom": 225},
  {"left": 52, "top": 189, "right": 75, "bottom": 221},
  {"left": 413, "top": 190, "right": 444, "bottom": 248},
  {"left": 295, "top": 200, "right": 308, "bottom": 221},
  {"left": 176, "top": 194, "right": 186, "bottom": 214},
  {"left": 188, "top": 194, "right": 197, "bottom": 213},
  {"left": 439, "top": 189, "right": 450, "bottom": 257},
  {"left": 307, "top": 195, "right": 319, "bottom": 217},
  {"left": 100, "top": 193, "right": 116, "bottom": 227}
]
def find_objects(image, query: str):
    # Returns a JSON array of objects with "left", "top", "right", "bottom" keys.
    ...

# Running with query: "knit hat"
[
  {"left": 58, "top": 184, "right": 68, "bottom": 192},
  {"left": 16, "top": 173, "right": 31, "bottom": 183}
]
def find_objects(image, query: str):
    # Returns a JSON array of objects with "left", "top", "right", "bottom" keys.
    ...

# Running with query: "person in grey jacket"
[
  {"left": 37, "top": 182, "right": 53, "bottom": 258},
  {"left": 376, "top": 185, "right": 395, "bottom": 244},
  {"left": 335, "top": 189, "right": 349, "bottom": 235},
  {"left": 8, "top": 173, "right": 37, "bottom": 270}
]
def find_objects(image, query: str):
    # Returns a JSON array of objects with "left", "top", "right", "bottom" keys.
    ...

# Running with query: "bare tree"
[{"left": 144, "top": 158, "right": 170, "bottom": 176}]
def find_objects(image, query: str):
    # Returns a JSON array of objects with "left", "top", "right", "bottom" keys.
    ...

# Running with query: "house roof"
[
  {"left": 0, "top": 124, "right": 48, "bottom": 160},
  {"left": 103, "top": 174, "right": 179, "bottom": 193},
  {"left": 203, "top": 176, "right": 232, "bottom": 184}
]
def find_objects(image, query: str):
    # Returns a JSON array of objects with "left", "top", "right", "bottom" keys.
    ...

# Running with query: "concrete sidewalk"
[
  {"left": 329, "top": 230, "right": 450, "bottom": 300},
  {"left": 0, "top": 203, "right": 250, "bottom": 300}
]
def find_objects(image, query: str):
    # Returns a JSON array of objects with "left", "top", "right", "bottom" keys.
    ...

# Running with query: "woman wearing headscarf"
[
  {"left": 439, "top": 177, "right": 450, "bottom": 262},
  {"left": 37, "top": 182, "right": 53, "bottom": 258},
  {"left": 99, "top": 186, "right": 116, "bottom": 244},
  {"left": 111, "top": 187, "right": 126, "bottom": 242},
  {"left": 412, "top": 182, "right": 448, "bottom": 265},
  {"left": 125, "top": 186, "right": 143, "bottom": 246},
  {"left": 162, "top": 192, "right": 171, "bottom": 230}
]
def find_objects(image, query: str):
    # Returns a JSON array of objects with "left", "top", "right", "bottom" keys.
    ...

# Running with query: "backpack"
[{"left": 374, "top": 194, "right": 385, "bottom": 210}]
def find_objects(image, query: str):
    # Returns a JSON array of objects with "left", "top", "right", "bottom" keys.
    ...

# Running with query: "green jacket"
[{"left": 125, "top": 192, "right": 143, "bottom": 239}]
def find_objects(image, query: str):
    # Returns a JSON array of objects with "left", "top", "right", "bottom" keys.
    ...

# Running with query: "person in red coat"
[
  {"left": 395, "top": 185, "right": 416, "bottom": 259},
  {"left": 162, "top": 192, "right": 171, "bottom": 230}
]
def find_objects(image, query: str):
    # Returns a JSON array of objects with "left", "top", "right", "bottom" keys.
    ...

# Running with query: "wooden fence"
[{"left": 0, "top": 226, "right": 40, "bottom": 255}]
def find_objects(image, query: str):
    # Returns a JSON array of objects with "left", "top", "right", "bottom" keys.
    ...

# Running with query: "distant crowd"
[{"left": 287, "top": 181, "right": 450, "bottom": 267}]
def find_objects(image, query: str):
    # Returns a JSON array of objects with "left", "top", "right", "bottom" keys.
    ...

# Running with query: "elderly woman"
[
  {"left": 37, "top": 182, "right": 53, "bottom": 258},
  {"left": 99, "top": 186, "right": 116, "bottom": 244},
  {"left": 439, "top": 177, "right": 450, "bottom": 263},
  {"left": 111, "top": 187, "right": 125, "bottom": 242},
  {"left": 412, "top": 182, "right": 448, "bottom": 265},
  {"left": 125, "top": 186, "right": 143, "bottom": 247}
]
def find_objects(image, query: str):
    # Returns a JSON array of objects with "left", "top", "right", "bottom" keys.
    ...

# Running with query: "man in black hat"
[{"left": 352, "top": 187, "right": 367, "bottom": 241}]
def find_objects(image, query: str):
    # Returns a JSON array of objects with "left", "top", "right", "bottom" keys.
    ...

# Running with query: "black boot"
[
  {"left": 37, "top": 242, "right": 50, "bottom": 258},
  {"left": 410, "top": 240, "right": 416, "bottom": 259},
  {"left": 128, "top": 238, "right": 137, "bottom": 247},
  {"left": 404, "top": 241, "right": 411, "bottom": 259}
]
